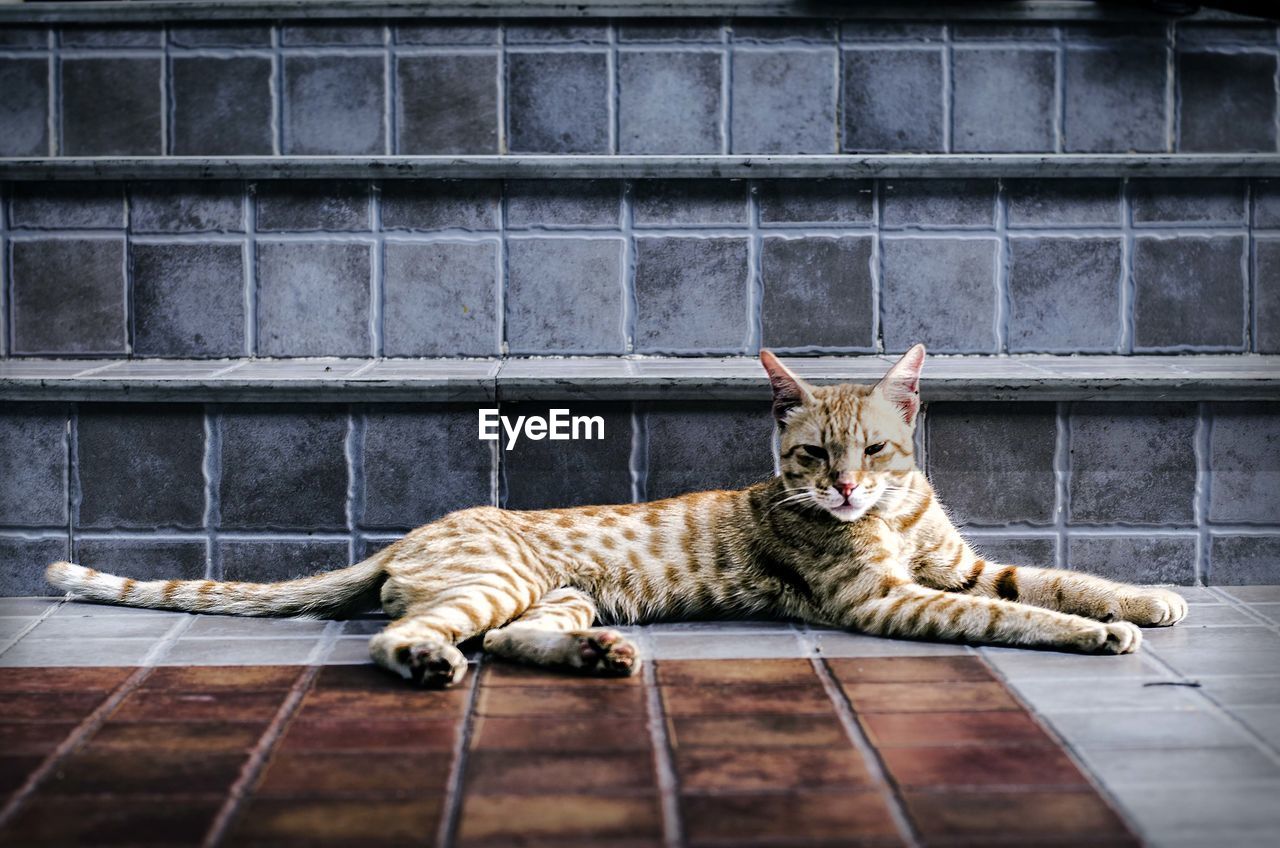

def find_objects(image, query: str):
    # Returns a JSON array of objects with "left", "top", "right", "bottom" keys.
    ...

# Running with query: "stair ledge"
[
  {"left": 4, "top": 154, "right": 1280, "bottom": 183},
  {"left": 1, "top": 356, "right": 1276, "bottom": 403}
]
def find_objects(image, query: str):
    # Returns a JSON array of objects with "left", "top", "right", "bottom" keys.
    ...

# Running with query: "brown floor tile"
[
  {"left": 466, "top": 750, "right": 655, "bottom": 795},
  {"left": 3, "top": 691, "right": 108, "bottom": 722},
  {"left": 661, "top": 683, "right": 834, "bottom": 717},
  {"left": 144, "top": 665, "right": 302, "bottom": 691},
  {"left": 231, "top": 797, "right": 440, "bottom": 844},
  {"left": 111, "top": 689, "right": 287, "bottom": 722},
  {"left": 43, "top": 749, "right": 248, "bottom": 795},
  {"left": 841, "top": 682, "right": 1020, "bottom": 713},
  {"left": 656, "top": 659, "right": 817, "bottom": 687},
  {"left": 313, "top": 664, "right": 414, "bottom": 691},
  {"left": 676, "top": 747, "right": 873, "bottom": 792},
  {"left": 880, "top": 744, "right": 1088, "bottom": 790},
  {"left": 481, "top": 661, "right": 644, "bottom": 687},
  {"left": 0, "top": 667, "right": 132, "bottom": 693},
  {"left": 459, "top": 841, "right": 662, "bottom": 848},
  {"left": 668, "top": 714, "right": 849, "bottom": 749},
  {"left": 88, "top": 720, "right": 266, "bottom": 753},
  {"left": 0, "top": 721, "right": 78, "bottom": 755},
  {"left": 296, "top": 688, "right": 469, "bottom": 720},
  {"left": 904, "top": 790, "right": 1131, "bottom": 841},
  {"left": 280, "top": 718, "right": 459, "bottom": 752},
  {"left": 0, "top": 755, "right": 43, "bottom": 794},
  {"left": 469, "top": 716, "right": 652, "bottom": 753},
  {"left": 827, "top": 656, "right": 994, "bottom": 684},
  {"left": 0, "top": 795, "right": 222, "bottom": 844},
  {"left": 681, "top": 791, "right": 899, "bottom": 843},
  {"left": 256, "top": 751, "right": 453, "bottom": 796},
  {"left": 859, "top": 711, "right": 1054, "bottom": 748},
  {"left": 475, "top": 684, "right": 647, "bottom": 717},
  {"left": 456, "top": 793, "right": 661, "bottom": 842}
]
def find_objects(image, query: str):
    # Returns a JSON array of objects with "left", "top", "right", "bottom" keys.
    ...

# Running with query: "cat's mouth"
[{"left": 820, "top": 484, "right": 884, "bottom": 522}]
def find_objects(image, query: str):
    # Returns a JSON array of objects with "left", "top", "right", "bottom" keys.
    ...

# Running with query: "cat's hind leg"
[{"left": 483, "top": 587, "right": 640, "bottom": 676}]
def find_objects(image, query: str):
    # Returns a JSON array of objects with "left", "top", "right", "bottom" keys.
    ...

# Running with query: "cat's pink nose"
[{"left": 837, "top": 482, "right": 858, "bottom": 501}]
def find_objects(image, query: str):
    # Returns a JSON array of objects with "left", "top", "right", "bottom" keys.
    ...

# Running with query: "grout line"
[
  {"left": 746, "top": 181, "right": 762, "bottom": 353},
  {"left": 643, "top": 650, "right": 684, "bottom": 848},
  {"left": 943, "top": 24, "right": 954, "bottom": 152},
  {"left": 369, "top": 183, "right": 384, "bottom": 357},
  {"left": 1166, "top": 22, "right": 1177, "bottom": 152},
  {"left": 1193, "top": 402, "right": 1213, "bottom": 585},
  {"left": 630, "top": 402, "right": 648, "bottom": 504},
  {"left": 383, "top": 23, "right": 394, "bottom": 155},
  {"left": 139, "top": 610, "right": 195, "bottom": 665},
  {"left": 271, "top": 26, "right": 284, "bottom": 155},
  {"left": 202, "top": 665, "right": 319, "bottom": 847},
  {"left": 994, "top": 179, "right": 1009, "bottom": 352},
  {"left": 67, "top": 402, "right": 80, "bottom": 560},
  {"left": 243, "top": 184, "right": 258, "bottom": 355},
  {"left": 1119, "top": 179, "right": 1136, "bottom": 352},
  {"left": 305, "top": 618, "right": 345, "bottom": 664},
  {"left": 808, "top": 652, "right": 923, "bottom": 848},
  {"left": 345, "top": 406, "right": 365, "bottom": 566},
  {"left": 607, "top": 22, "right": 619, "bottom": 154},
  {"left": 1053, "top": 26, "right": 1065, "bottom": 154},
  {"left": 1052, "top": 401, "right": 1071, "bottom": 569},
  {"left": 434, "top": 653, "right": 484, "bottom": 848},
  {"left": 723, "top": 24, "right": 735, "bottom": 153},
  {"left": 620, "top": 180, "right": 635, "bottom": 353},
  {"left": 0, "top": 664, "right": 154, "bottom": 830}
]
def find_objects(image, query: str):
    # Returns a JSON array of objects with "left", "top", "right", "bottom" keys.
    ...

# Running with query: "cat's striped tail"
[{"left": 45, "top": 558, "right": 386, "bottom": 619}]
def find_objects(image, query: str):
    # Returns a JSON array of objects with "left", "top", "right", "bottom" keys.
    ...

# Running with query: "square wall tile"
[
  {"left": 1067, "top": 536, "right": 1197, "bottom": 584},
  {"left": 732, "top": 49, "right": 837, "bottom": 153},
  {"left": 1005, "top": 180, "right": 1121, "bottom": 227},
  {"left": 1210, "top": 536, "right": 1280, "bottom": 585},
  {"left": 1130, "top": 179, "right": 1247, "bottom": 224},
  {"left": 881, "top": 180, "right": 996, "bottom": 228},
  {"left": 380, "top": 180, "right": 500, "bottom": 231},
  {"left": 396, "top": 23, "right": 498, "bottom": 45},
  {"left": 761, "top": 236, "right": 874, "bottom": 350},
  {"left": 397, "top": 54, "right": 499, "bottom": 154},
  {"left": 927, "top": 402, "right": 1057, "bottom": 526},
  {"left": 383, "top": 240, "right": 499, "bottom": 357},
  {"left": 1133, "top": 236, "right": 1246, "bottom": 350},
  {"left": 1256, "top": 239, "right": 1280, "bottom": 354},
  {"left": 1178, "top": 52, "right": 1277, "bottom": 152},
  {"left": 75, "top": 538, "right": 207, "bottom": 582},
  {"left": 0, "top": 537, "right": 70, "bottom": 596},
  {"left": 0, "top": 58, "right": 49, "bottom": 156},
  {"left": 881, "top": 237, "right": 999, "bottom": 354},
  {"left": 1068, "top": 403, "right": 1198, "bottom": 525},
  {"left": 506, "top": 180, "right": 621, "bottom": 228},
  {"left": 969, "top": 536, "right": 1057, "bottom": 568},
  {"left": 0, "top": 404, "right": 68, "bottom": 527},
  {"left": 256, "top": 242, "right": 371, "bottom": 357},
  {"left": 10, "top": 183, "right": 124, "bottom": 230},
  {"left": 1209, "top": 403, "right": 1280, "bottom": 524},
  {"left": 220, "top": 539, "right": 351, "bottom": 584},
  {"left": 11, "top": 238, "right": 126, "bottom": 355},
  {"left": 172, "top": 56, "right": 273, "bottom": 155},
  {"left": 281, "top": 24, "right": 384, "bottom": 45},
  {"left": 77, "top": 405, "right": 206, "bottom": 530},
  {"left": 361, "top": 405, "right": 493, "bottom": 529},
  {"left": 619, "top": 51, "right": 721, "bottom": 154},
  {"left": 1007, "top": 237, "right": 1123, "bottom": 352},
  {"left": 757, "top": 179, "right": 874, "bottom": 224},
  {"left": 734, "top": 20, "right": 836, "bottom": 41},
  {"left": 634, "top": 237, "right": 750, "bottom": 354},
  {"left": 1253, "top": 178, "right": 1280, "bottom": 228},
  {"left": 505, "top": 24, "right": 609, "bottom": 43},
  {"left": 501, "top": 402, "right": 633, "bottom": 510},
  {"left": 632, "top": 180, "right": 748, "bottom": 226},
  {"left": 1064, "top": 46, "right": 1166, "bottom": 152},
  {"left": 507, "top": 52, "right": 609, "bottom": 153},
  {"left": 505, "top": 238, "right": 626, "bottom": 355},
  {"left": 168, "top": 25, "right": 272, "bottom": 47},
  {"left": 841, "top": 49, "right": 944, "bottom": 152},
  {"left": 953, "top": 49, "right": 1055, "bottom": 152},
  {"left": 618, "top": 22, "right": 722, "bottom": 42},
  {"left": 219, "top": 406, "right": 349, "bottom": 531},
  {"left": 132, "top": 242, "right": 246, "bottom": 358},
  {"left": 60, "top": 26, "right": 160, "bottom": 47},
  {"left": 256, "top": 181, "right": 370, "bottom": 232},
  {"left": 284, "top": 55, "right": 386, "bottom": 155},
  {"left": 129, "top": 182, "right": 243, "bottom": 233},
  {"left": 645, "top": 403, "right": 775, "bottom": 499},
  {"left": 61, "top": 58, "right": 161, "bottom": 155},
  {"left": 0, "top": 28, "right": 47, "bottom": 48}
]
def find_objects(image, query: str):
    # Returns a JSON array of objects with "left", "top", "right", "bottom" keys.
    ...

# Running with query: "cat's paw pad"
[
  {"left": 1121, "top": 588, "right": 1188, "bottom": 627},
  {"left": 575, "top": 629, "right": 640, "bottom": 676},
  {"left": 399, "top": 642, "right": 468, "bottom": 688},
  {"left": 1098, "top": 621, "right": 1142, "bottom": 654}
]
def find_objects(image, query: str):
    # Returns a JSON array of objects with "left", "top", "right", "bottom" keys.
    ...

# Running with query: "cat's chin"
[{"left": 826, "top": 503, "right": 872, "bottom": 522}]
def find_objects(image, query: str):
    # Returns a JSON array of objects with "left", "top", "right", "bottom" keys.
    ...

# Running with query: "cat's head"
[{"left": 761, "top": 345, "right": 925, "bottom": 523}]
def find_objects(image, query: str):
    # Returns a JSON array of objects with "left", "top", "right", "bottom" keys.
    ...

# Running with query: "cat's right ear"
[{"left": 760, "top": 349, "right": 813, "bottom": 428}]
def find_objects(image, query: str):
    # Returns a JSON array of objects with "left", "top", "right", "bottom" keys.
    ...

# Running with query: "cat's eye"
[
  {"left": 800, "top": 444, "right": 829, "bottom": 460},
  {"left": 865, "top": 442, "right": 886, "bottom": 456}
]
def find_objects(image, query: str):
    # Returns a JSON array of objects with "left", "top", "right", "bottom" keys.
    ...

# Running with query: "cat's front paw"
[
  {"left": 1076, "top": 621, "right": 1142, "bottom": 654},
  {"left": 574, "top": 629, "right": 641, "bottom": 676},
  {"left": 399, "top": 642, "right": 468, "bottom": 688},
  {"left": 1120, "top": 588, "right": 1188, "bottom": 627}
]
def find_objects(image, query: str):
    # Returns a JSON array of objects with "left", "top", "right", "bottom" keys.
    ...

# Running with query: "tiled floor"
[{"left": 0, "top": 586, "right": 1277, "bottom": 847}]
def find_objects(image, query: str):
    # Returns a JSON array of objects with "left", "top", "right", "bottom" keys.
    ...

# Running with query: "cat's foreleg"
[
  {"left": 482, "top": 587, "right": 640, "bottom": 676},
  {"left": 843, "top": 583, "right": 1143, "bottom": 654}
]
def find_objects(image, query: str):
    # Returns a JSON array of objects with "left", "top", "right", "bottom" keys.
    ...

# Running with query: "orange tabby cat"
[{"left": 47, "top": 346, "right": 1187, "bottom": 687}]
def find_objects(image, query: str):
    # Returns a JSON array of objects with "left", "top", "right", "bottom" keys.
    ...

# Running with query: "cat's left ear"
[
  {"left": 760, "top": 349, "right": 814, "bottom": 428},
  {"left": 874, "top": 344, "right": 926, "bottom": 425}
]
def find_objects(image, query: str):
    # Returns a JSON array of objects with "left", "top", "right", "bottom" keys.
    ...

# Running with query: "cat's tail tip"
[{"left": 46, "top": 561, "right": 87, "bottom": 592}]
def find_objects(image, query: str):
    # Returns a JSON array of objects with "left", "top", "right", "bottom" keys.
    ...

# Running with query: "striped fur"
[{"left": 46, "top": 345, "right": 1187, "bottom": 687}]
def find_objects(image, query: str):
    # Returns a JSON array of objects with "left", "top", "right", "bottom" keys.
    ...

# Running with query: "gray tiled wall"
[
  {"left": 2, "top": 177, "right": 1276, "bottom": 358},
  {"left": 2, "top": 399, "right": 1276, "bottom": 594},
  {"left": 1, "top": 19, "right": 1279, "bottom": 156}
]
